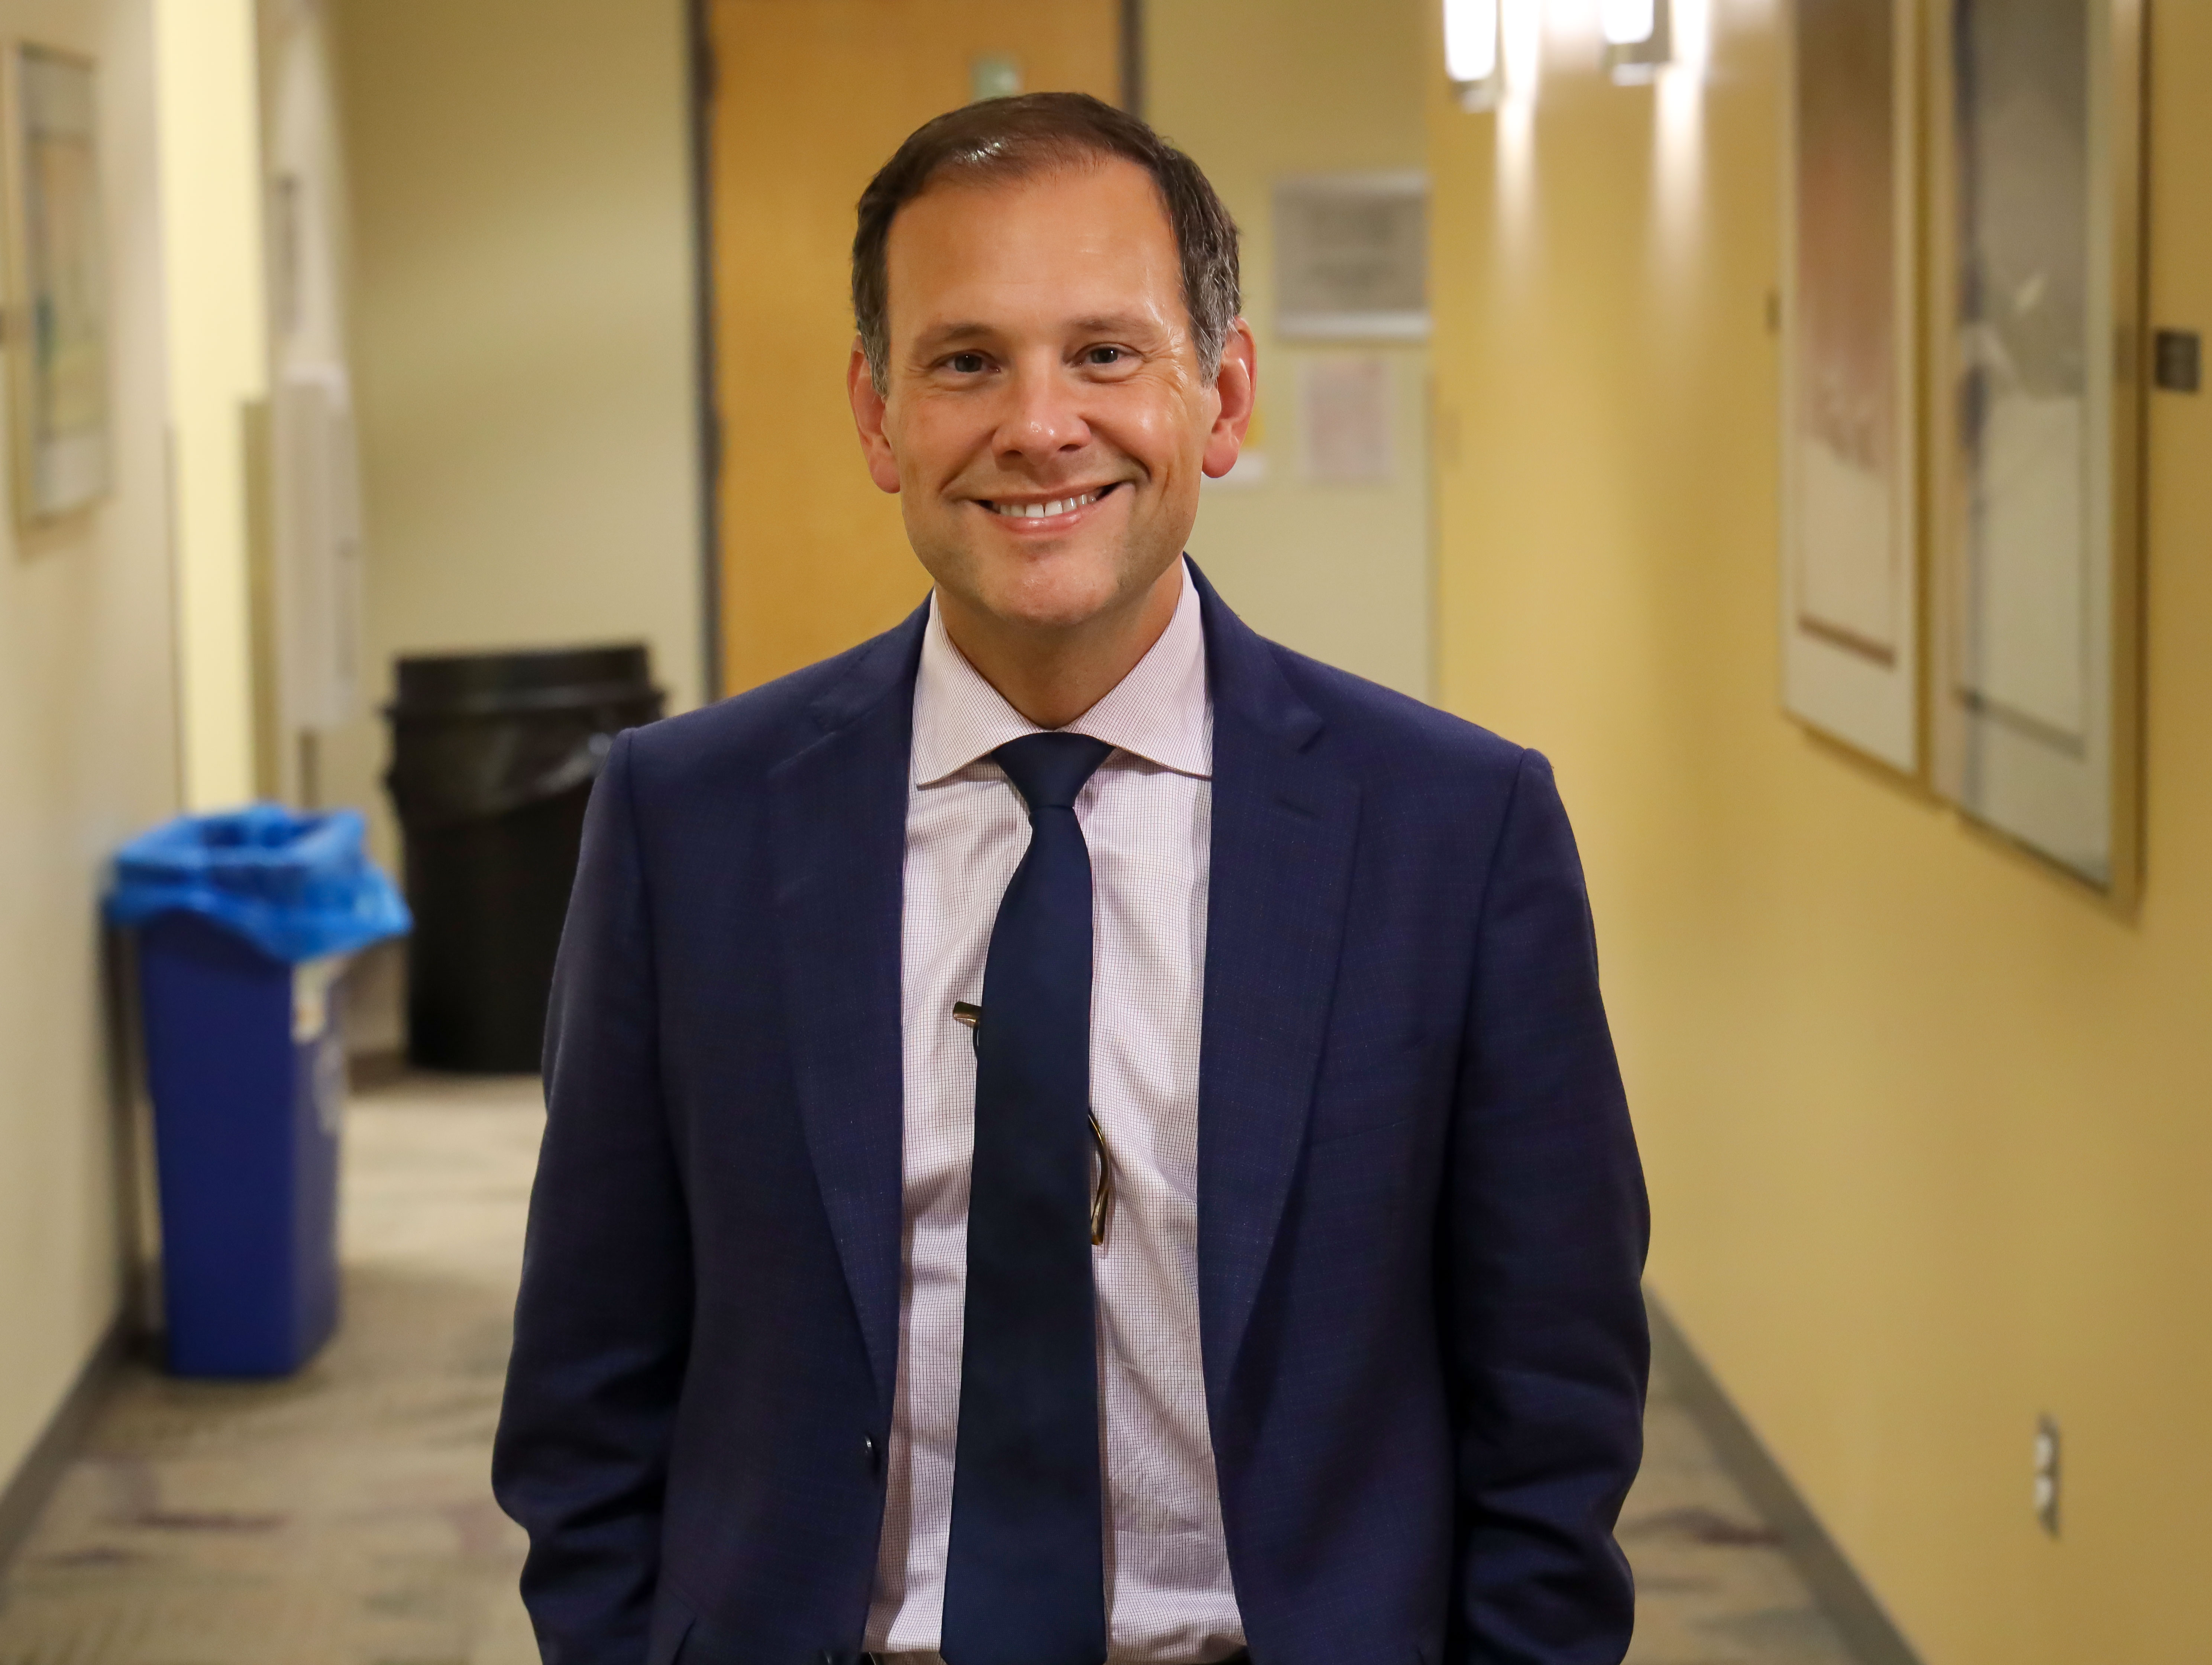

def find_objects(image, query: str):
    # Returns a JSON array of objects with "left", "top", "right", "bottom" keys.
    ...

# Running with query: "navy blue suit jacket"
[{"left": 493, "top": 568, "right": 1649, "bottom": 1665}]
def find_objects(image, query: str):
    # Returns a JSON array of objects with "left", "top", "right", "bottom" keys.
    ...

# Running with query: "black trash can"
[{"left": 385, "top": 644, "right": 663, "bottom": 1071}]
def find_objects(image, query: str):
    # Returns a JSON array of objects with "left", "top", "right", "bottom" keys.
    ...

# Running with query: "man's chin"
[
  {"left": 944, "top": 548, "right": 1153, "bottom": 636},
  {"left": 977, "top": 586, "right": 1129, "bottom": 637}
]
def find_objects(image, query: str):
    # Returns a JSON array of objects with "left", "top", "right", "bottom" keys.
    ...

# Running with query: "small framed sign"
[
  {"left": 1274, "top": 171, "right": 1428, "bottom": 342},
  {"left": 4, "top": 42, "right": 109, "bottom": 528}
]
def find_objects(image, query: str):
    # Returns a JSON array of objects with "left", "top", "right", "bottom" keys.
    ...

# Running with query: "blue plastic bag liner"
[{"left": 108, "top": 803, "right": 411, "bottom": 964}]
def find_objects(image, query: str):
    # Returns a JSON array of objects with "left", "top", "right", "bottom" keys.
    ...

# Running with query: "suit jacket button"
[{"left": 862, "top": 1432, "right": 881, "bottom": 1474}]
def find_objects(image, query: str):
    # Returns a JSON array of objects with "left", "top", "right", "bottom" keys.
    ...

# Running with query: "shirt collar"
[{"left": 911, "top": 559, "right": 1212, "bottom": 787}]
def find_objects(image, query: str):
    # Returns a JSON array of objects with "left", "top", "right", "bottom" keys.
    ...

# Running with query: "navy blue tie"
[{"left": 941, "top": 732, "right": 1115, "bottom": 1665}]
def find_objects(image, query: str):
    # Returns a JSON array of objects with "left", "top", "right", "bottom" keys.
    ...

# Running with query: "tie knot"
[{"left": 992, "top": 732, "right": 1113, "bottom": 814}]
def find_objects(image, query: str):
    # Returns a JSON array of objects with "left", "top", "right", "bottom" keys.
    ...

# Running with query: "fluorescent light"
[
  {"left": 1601, "top": 0, "right": 1657, "bottom": 45},
  {"left": 1443, "top": 0, "right": 1500, "bottom": 87},
  {"left": 1602, "top": 0, "right": 1672, "bottom": 81}
]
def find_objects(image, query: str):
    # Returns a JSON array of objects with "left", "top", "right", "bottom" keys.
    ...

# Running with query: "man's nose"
[{"left": 993, "top": 358, "right": 1090, "bottom": 460}]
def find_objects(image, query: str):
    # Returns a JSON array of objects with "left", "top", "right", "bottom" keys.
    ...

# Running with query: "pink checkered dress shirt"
[{"left": 864, "top": 563, "right": 1246, "bottom": 1665}]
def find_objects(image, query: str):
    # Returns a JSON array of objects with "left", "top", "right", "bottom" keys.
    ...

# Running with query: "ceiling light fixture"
[
  {"left": 1600, "top": 0, "right": 1673, "bottom": 83},
  {"left": 1442, "top": 0, "right": 1504, "bottom": 111}
]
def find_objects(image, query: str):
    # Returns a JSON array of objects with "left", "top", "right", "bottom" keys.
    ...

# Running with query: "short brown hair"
[{"left": 852, "top": 92, "right": 1240, "bottom": 393}]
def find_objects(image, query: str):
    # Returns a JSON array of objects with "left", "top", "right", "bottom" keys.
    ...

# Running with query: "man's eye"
[
  {"left": 947, "top": 353, "right": 987, "bottom": 374},
  {"left": 1085, "top": 346, "right": 1127, "bottom": 366}
]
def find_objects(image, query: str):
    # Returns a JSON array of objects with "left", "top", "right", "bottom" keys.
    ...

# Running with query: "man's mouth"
[{"left": 978, "top": 484, "right": 1120, "bottom": 519}]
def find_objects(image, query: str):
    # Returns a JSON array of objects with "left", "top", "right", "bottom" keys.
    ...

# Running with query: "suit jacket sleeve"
[
  {"left": 492, "top": 730, "right": 694, "bottom": 1662},
  {"left": 1443, "top": 748, "right": 1649, "bottom": 1661}
]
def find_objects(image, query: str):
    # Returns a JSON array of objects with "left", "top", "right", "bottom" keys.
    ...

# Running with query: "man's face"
[{"left": 850, "top": 158, "right": 1252, "bottom": 638}]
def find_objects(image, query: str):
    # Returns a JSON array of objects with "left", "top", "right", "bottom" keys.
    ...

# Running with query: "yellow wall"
[
  {"left": 1147, "top": 0, "right": 1432, "bottom": 698},
  {"left": 1430, "top": 5, "right": 2211, "bottom": 1659},
  {"left": 0, "top": 0, "right": 178, "bottom": 1490},
  {"left": 326, "top": 0, "right": 705, "bottom": 857},
  {"left": 154, "top": 0, "right": 266, "bottom": 809}
]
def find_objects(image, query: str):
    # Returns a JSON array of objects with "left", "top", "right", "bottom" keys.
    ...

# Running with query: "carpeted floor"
[
  {"left": 1623, "top": 1366, "right": 1860, "bottom": 1663},
  {"left": 0, "top": 1073, "right": 1860, "bottom": 1665}
]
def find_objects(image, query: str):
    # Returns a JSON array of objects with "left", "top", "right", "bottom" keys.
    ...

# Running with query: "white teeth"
[{"left": 993, "top": 490, "right": 1100, "bottom": 518}]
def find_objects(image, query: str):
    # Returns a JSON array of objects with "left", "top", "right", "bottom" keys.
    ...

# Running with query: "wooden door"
[{"left": 703, "top": 0, "right": 1125, "bottom": 694}]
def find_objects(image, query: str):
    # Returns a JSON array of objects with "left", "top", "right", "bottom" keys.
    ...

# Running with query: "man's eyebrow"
[
  {"left": 912, "top": 320, "right": 995, "bottom": 349},
  {"left": 907, "top": 321, "right": 1008, "bottom": 359},
  {"left": 1065, "top": 313, "right": 1158, "bottom": 336}
]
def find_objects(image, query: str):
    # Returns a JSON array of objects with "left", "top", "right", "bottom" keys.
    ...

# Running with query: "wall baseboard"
[
  {"left": 1647, "top": 1293, "right": 1924, "bottom": 1665},
  {"left": 0, "top": 1318, "right": 129, "bottom": 1578}
]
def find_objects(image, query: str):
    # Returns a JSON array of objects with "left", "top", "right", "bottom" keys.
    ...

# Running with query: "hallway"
[
  {"left": 0, "top": 0, "right": 2206, "bottom": 1655},
  {"left": 0, "top": 1077, "right": 1857, "bottom": 1665},
  {"left": 0, "top": 1078, "right": 540, "bottom": 1665}
]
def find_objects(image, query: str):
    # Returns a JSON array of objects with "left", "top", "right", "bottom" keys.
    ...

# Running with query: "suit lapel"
[
  {"left": 1190, "top": 568, "right": 1362, "bottom": 1408},
  {"left": 769, "top": 611, "right": 927, "bottom": 1417}
]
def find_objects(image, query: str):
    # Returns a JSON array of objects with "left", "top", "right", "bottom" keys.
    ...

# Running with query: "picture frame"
[
  {"left": 1926, "top": 0, "right": 2145, "bottom": 898},
  {"left": 3, "top": 41, "right": 109, "bottom": 529},
  {"left": 1274, "top": 171, "right": 1429, "bottom": 342},
  {"left": 1779, "top": 0, "right": 1922, "bottom": 776}
]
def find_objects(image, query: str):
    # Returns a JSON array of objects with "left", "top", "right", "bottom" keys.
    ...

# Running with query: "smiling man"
[{"left": 494, "top": 94, "right": 1649, "bottom": 1665}]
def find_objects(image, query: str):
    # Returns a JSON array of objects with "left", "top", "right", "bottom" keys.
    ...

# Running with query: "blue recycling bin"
[{"left": 108, "top": 805, "right": 410, "bottom": 1377}]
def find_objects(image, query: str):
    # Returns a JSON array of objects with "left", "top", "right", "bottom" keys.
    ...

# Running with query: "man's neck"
[{"left": 938, "top": 562, "right": 1184, "bottom": 730}]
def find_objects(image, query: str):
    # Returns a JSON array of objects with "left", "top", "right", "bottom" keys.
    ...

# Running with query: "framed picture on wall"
[
  {"left": 3, "top": 42, "right": 109, "bottom": 528},
  {"left": 1927, "top": 0, "right": 2145, "bottom": 897},
  {"left": 1274, "top": 172, "right": 1429, "bottom": 342},
  {"left": 1779, "top": 0, "right": 1922, "bottom": 775}
]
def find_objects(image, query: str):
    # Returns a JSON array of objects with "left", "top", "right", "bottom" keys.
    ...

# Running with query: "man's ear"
[
  {"left": 1201, "top": 318, "right": 1259, "bottom": 480},
  {"left": 848, "top": 340, "right": 903, "bottom": 494}
]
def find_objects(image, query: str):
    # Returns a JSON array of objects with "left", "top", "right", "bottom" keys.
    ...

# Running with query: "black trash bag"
[
  {"left": 384, "top": 647, "right": 663, "bottom": 829},
  {"left": 384, "top": 645, "right": 663, "bottom": 1072}
]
